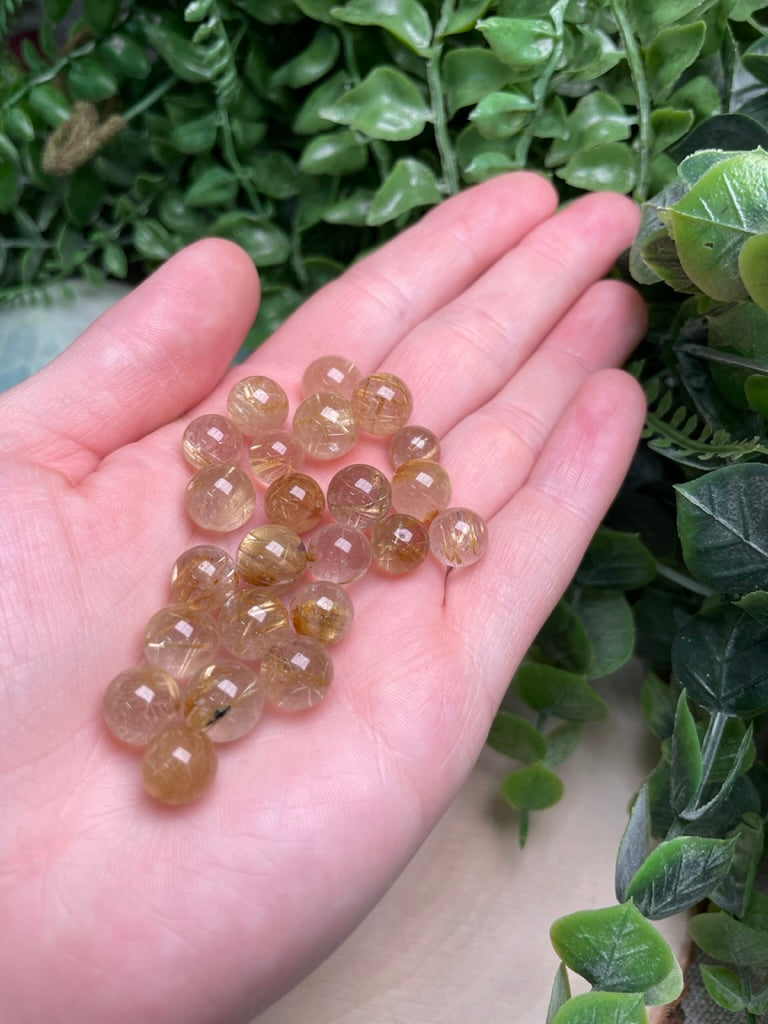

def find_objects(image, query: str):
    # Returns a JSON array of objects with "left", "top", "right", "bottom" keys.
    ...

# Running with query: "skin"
[{"left": 0, "top": 173, "right": 647, "bottom": 1024}]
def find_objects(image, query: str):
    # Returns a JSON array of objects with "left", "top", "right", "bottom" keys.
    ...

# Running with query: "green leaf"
[
  {"left": 184, "top": 164, "right": 238, "bottom": 207},
  {"left": 673, "top": 603, "right": 768, "bottom": 716},
  {"left": 298, "top": 129, "right": 369, "bottom": 175},
  {"left": 184, "top": 0, "right": 215, "bottom": 20},
  {"left": 551, "top": 901, "right": 679, "bottom": 996},
  {"left": 706, "top": 302, "right": 768, "bottom": 411},
  {"left": 534, "top": 599, "right": 592, "bottom": 673},
  {"left": 516, "top": 663, "right": 608, "bottom": 721},
  {"left": 441, "top": 0, "right": 494, "bottom": 36},
  {"left": 640, "top": 672, "right": 677, "bottom": 741},
  {"left": 366, "top": 158, "right": 442, "bottom": 225},
  {"left": 330, "top": 0, "right": 432, "bottom": 55},
  {"left": 676, "top": 463, "right": 768, "bottom": 595},
  {"left": 500, "top": 762, "right": 564, "bottom": 811},
  {"left": 270, "top": 27, "right": 340, "bottom": 88},
  {"left": 545, "top": 962, "right": 571, "bottom": 1024},
  {"left": 745, "top": 374, "right": 768, "bottom": 417},
  {"left": 65, "top": 165, "right": 105, "bottom": 225},
  {"left": 442, "top": 48, "right": 512, "bottom": 114},
  {"left": 551, "top": 992, "right": 648, "bottom": 1024},
  {"left": 0, "top": 160, "right": 21, "bottom": 214},
  {"left": 543, "top": 722, "right": 583, "bottom": 768},
  {"left": 625, "top": 836, "right": 735, "bottom": 918},
  {"left": 738, "top": 232, "right": 768, "bottom": 313},
  {"left": 100, "top": 33, "right": 152, "bottom": 79},
  {"left": 570, "top": 589, "right": 635, "bottom": 678},
  {"left": 249, "top": 152, "right": 302, "bottom": 200},
  {"left": 139, "top": 16, "right": 216, "bottom": 83},
  {"left": 476, "top": 16, "right": 556, "bottom": 74},
  {"left": 650, "top": 108, "right": 694, "bottom": 157},
  {"left": 468, "top": 90, "right": 535, "bottom": 140},
  {"left": 102, "top": 242, "right": 127, "bottom": 279},
  {"left": 292, "top": 70, "right": 349, "bottom": 134},
  {"left": 710, "top": 812, "right": 763, "bottom": 917},
  {"left": 320, "top": 66, "right": 430, "bottom": 141},
  {"left": 689, "top": 911, "right": 768, "bottom": 969},
  {"left": 699, "top": 965, "right": 747, "bottom": 1013},
  {"left": 628, "top": 0, "right": 719, "bottom": 44},
  {"left": 645, "top": 21, "right": 706, "bottom": 103},
  {"left": 132, "top": 219, "right": 178, "bottom": 262},
  {"left": 669, "top": 691, "right": 702, "bottom": 814},
  {"left": 576, "top": 528, "right": 656, "bottom": 590},
  {"left": 210, "top": 212, "right": 291, "bottom": 266},
  {"left": 556, "top": 142, "right": 636, "bottom": 194},
  {"left": 661, "top": 150, "right": 768, "bottom": 302},
  {"left": 487, "top": 711, "right": 546, "bottom": 763},
  {"left": 734, "top": 589, "right": 768, "bottom": 624},
  {"left": 615, "top": 785, "right": 651, "bottom": 905},
  {"left": 168, "top": 111, "right": 219, "bottom": 154},
  {"left": 28, "top": 84, "right": 71, "bottom": 127},
  {"left": 547, "top": 93, "right": 634, "bottom": 167},
  {"left": 84, "top": 0, "right": 119, "bottom": 33},
  {"left": 4, "top": 107, "right": 35, "bottom": 143}
]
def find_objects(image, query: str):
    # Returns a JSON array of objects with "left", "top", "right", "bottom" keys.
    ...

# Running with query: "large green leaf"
[
  {"left": 706, "top": 302, "right": 768, "bottom": 411},
  {"left": 571, "top": 589, "right": 635, "bottom": 678},
  {"left": 442, "top": 47, "right": 511, "bottom": 114},
  {"left": 516, "top": 663, "right": 608, "bottom": 721},
  {"left": 330, "top": 0, "right": 432, "bottom": 54},
  {"left": 487, "top": 711, "right": 546, "bottom": 763},
  {"left": 624, "top": 836, "right": 735, "bottom": 918},
  {"left": 689, "top": 911, "right": 768, "bottom": 969},
  {"left": 320, "top": 66, "right": 431, "bottom": 141},
  {"left": 676, "top": 463, "right": 768, "bottom": 594},
  {"left": 576, "top": 530, "right": 656, "bottom": 590},
  {"left": 645, "top": 21, "right": 706, "bottom": 103},
  {"left": 672, "top": 604, "right": 768, "bottom": 716},
  {"left": 532, "top": 599, "right": 592, "bottom": 674}
]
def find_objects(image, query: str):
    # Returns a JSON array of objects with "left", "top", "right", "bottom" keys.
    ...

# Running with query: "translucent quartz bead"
[
  {"left": 182, "top": 414, "right": 243, "bottom": 469},
  {"left": 219, "top": 588, "right": 292, "bottom": 661},
  {"left": 265, "top": 472, "right": 325, "bottom": 534},
  {"left": 326, "top": 463, "right": 391, "bottom": 529},
  {"left": 171, "top": 544, "right": 237, "bottom": 611},
  {"left": 352, "top": 372, "right": 413, "bottom": 435},
  {"left": 260, "top": 634, "right": 333, "bottom": 711},
  {"left": 184, "top": 463, "right": 255, "bottom": 533},
  {"left": 248, "top": 429, "right": 305, "bottom": 487},
  {"left": 184, "top": 660, "right": 265, "bottom": 742},
  {"left": 144, "top": 605, "right": 219, "bottom": 679},
  {"left": 102, "top": 666, "right": 181, "bottom": 746},
  {"left": 302, "top": 355, "right": 362, "bottom": 399},
  {"left": 290, "top": 580, "right": 354, "bottom": 645},
  {"left": 389, "top": 424, "right": 440, "bottom": 469},
  {"left": 371, "top": 513, "right": 430, "bottom": 574},
  {"left": 227, "top": 375, "right": 289, "bottom": 435},
  {"left": 429, "top": 506, "right": 489, "bottom": 568},
  {"left": 292, "top": 392, "right": 359, "bottom": 460},
  {"left": 390, "top": 458, "right": 452, "bottom": 524},
  {"left": 142, "top": 725, "right": 217, "bottom": 804},
  {"left": 236, "top": 524, "right": 307, "bottom": 588},
  {"left": 307, "top": 523, "right": 371, "bottom": 584}
]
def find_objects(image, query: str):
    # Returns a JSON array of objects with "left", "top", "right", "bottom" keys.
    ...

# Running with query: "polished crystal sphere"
[
  {"left": 143, "top": 605, "right": 219, "bottom": 679},
  {"left": 290, "top": 580, "right": 354, "bottom": 645},
  {"left": 182, "top": 414, "right": 243, "bottom": 469},
  {"left": 219, "top": 588, "right": 292, "bottom": 661},
  {"left": 352, "top": 372, "right": 412, "bottom": 435},
  {"left": 171, "top": 544, "right": 237, "bottom": 611},
  {"left": 248, "top": 429, "right": 305, "bottom": 487},
  {"left": 227, "top": 375, "right": 289, "bottom": 434},
  {"left": 236, "top": 524, "right": 307, "bottom": 588},
  {"left": 390, "top": 458, "right": 451, "bottom": 523},
  {"left": 260, "top": 634, "right": 333, "bottom": 710},
  {"left": 142, "top": 725, "right": 217, "bottom": 804},
  {"left": 389, "top": 424, "right": 440, "bottom": 469},
  {"left": 102, "top": 665, "right": 181, "bottom": 746},
  {"left": 265, "top": 472, "right": 325, "bottom": 534},
  {"left": 371, "top": 513, "right": 430, "bottom": 574},
  {"left": 184, "top": 660, "right": 265, "bottom": 742},
  {"left": 326, "top": 463, "right": 391, "bottom": 529},
  {"left": 292, "top": 391, "right": 359, "bottom": 460},
  {"left": 306, "top": 523, "right": 372, "bottom": 583},
  {"left": 184, "top": 463, "right": 255, "bottom": 532},
  {"left": 302, "top": 355, "right": 362, "bottom": 399},
  {"left": 429, "top": 506, "right": 489, "bottom": 568}
]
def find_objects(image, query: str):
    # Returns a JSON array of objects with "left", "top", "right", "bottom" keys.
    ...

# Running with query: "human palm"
[{"left": 0, "top": 174, "right": 646, "bottom": 1024}]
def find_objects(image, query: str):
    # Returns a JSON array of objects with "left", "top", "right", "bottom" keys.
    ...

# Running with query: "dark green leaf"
[
  {"left": 545, "top": 962, "right": 571, "bottom": 1024},
  {"left": 645, "top": 21, "right": 706, "bottom": 103},
  {"left": 293, "top": 70, "right": 349, "bottom": 134},
  {"left": 184, "top": 164, "right": 238, "bottom": 207},
  {"left": 670, "top": 690, "right": 702, "bottom": 814},
  {"left": 570, "top": 589, "right": 635, "bottom": 678},
  {"left": 576, "top": 528, "right": 656, "bottom": 590},
  {"left": 132, "top": 219, "right": 178, "bottom": 262},
  {"left": 469, "top": 90, "right": 535, "bottom": 140},
  {"left": 534, "top": 599, "right": 592, "bottom": 673},
  {"left": 99, "top": 33, "right": 152, "bottom": 79},
  {"left": 516, "top": 663, "right": 608, "bottom": 721},
  {"left": 676, "top": 463, "right": 768, "bottom": 595},
  {"left": 210, "top": 212, "right": 291, "bottom": 266},
  {"left": 650, "top": 108, "right": 694, "bottom": 157},
  {"left": 625, "top": 836, "right": 735, "bottom": 918},
  {"left": 487, "top": 711, "right": 546, "bottom": 763},
  {"left": 298, "top": 129, "right": 369, "bottom": 175},
  {"left": 441, "top": 0, "right": 494, "bottom": 36},
  {"left": 28, "top": 84, "right": 71, "bottom": 127},
  {"left": 734, "top": 589, "right": 768, "bottom": 624},
  {"left": 543, "top": 722, "right": 583, "bottom": 768},
  {"left": 101, "top": 243, "right": 127, "bottom": 279},
  {"left": 320, "top": 66, "right": 430, "bottom": 141},
  {"left": 84, "top": 0, "right": 120, "bottom": 34},
  {"left": 249, "top": 152, "right": 302, "bottom": 200},
  {"left": 442, "top": 48, "right": 512, "bottom": 114},
  {"left": 710, "top": 812, "right": 763, "bottom": 916},
  {"left": 699, "top": 965, "right": 747, "bottom": 1013},
  {"left": 184, "top": 0, "right": 215, "bottom": 20},
  {"left": 366, "top": 158, "right": 442, "bottom": 225},
  {"left": 330, "top": 0, "right": 432, "bottom": 54},
  {"left": 270, "top": 27, "right": 340, "bottom": 88},
  {"left": 139, "top": 17, "right": 215, "bottom": 83},
  {"left": 476, "top": 16, "right": 556, "bottom": 73},
  {"left": 65, "top": 165, "right": 105, "bottom": 225},
  {"left": 0, "top": 160, "right": 21, "bottom": 214},
  {"left": 616, "top": 785, "right": 651, "bottom": 905},
  {"left": 689, "top": 910, "right": 768, "bottom": 968},
  {"left": 4, "top": 107, "right": 35, "bottom": 143},
  {"left": 707, "top": 302, "right": 768, "bottom": 411},
  {"left": 640, "top": 672, "right": 677, "bottom": 741},
  {"left": 168, "top": 111, "right": 219, "bottom": 154},
  {"left": 500, "top": 762, "right": 563, "bottom": 810}
]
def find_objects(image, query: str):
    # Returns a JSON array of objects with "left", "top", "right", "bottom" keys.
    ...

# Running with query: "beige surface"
[{"left": 256, "top": 669, "right": 690, "bottom": 1023}]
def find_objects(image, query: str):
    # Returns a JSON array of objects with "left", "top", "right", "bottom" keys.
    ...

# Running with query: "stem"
[
  {"left": 427, "top": 0, "right": 459, "bottom": 195},
  {"left": 121, "top": 75, "right": 177, "bottom": 122},
  {"left": 217, "top": 99, "right": 263, "bottom": 215},
  {"left": 610, "top": 0, "right": 651, "bottom": 201},
  {"left": 1, "top": 38, "right": 96, "bottom": 110},
  {"left": 654, "top": 561, "right": 717, "bottom": 598},
  {"left": 514, "top": 0, "right": 568, "bottom": 169},
  {"left": 680, "top": 341, "right": 768, "bottom": 376}
]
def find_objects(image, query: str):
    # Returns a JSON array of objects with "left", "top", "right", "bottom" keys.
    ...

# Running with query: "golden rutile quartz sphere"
[
  {"left": 142, "top": 725, "right": 217, "bottom": 804},
  {"left": 184, "top": 463, "right": 255, "bottom": 533},
  {"left": 390, "top": 458, "right": 452, "bottom": 523},
  {"left": 352, "top": 372, "right": 413, "bottom": 435},
  {"left": 260, "top": 634, "right": 333, "bottom": 711},
  {"left": 144, "top": 605, "right": 219, "bottom": 679},
  {"left": 236, "top": 524, "right": 307, "bottom": 588},
  {"left": 171, "top": 544, "right": 237, "bottom": 611},
  {"left": 292, "top": 391, "right": 359, "bottom": 460},
  {"left": 307, "top": 523, "right": 371, "bottom": 584},
  {"left": 184, "top": 660, "right": 265, "bottom": 742},
  {"left": 227, "top": 375, "right": 289, "bottom": 435},
  {"left": 248, "top": 429, "right": 305, "bottom": 487},
  {"left": 219, "top": 588, "right": 292, "bottom": 661},
  {"left": 429, "top": 506, "right": 489, "bottom": 568},
  {"left": 389, "top": 424, "right": 440, "bottom": 469},
  {"left": 182, "top": 414, "right": 243, "bottom": 469},
  {"left": 371, "top": 513, "right": 430, "bottom": 574},
  {"left": 290, "top": 580, "right": 354, "bottom": 645},
  {"left": 302, "top": 355, "right": 362, "bottom": 399},
  {"left": 102, "top": 666, "right": 181, "bottom": 746},
  {"left": 265, "top": 472, "right": 325, "bottom": 534},
  {"left": 326, "top": 463, "right": 391, "bottom": 529}
]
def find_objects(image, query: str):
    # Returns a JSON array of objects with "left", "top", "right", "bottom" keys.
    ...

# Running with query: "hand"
[{"left": 0, "top": 173, "right": 646, "bottom": 1024}]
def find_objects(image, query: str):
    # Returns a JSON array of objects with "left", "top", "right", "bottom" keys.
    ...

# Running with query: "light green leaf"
[
  {"left": 551, "top": 992, "right": 648, "bottom": 1024},
  {"left": 738, "top": 232, "right": 768, "bottom": 312},
  {"left": 547, "top": 92, "right": 634, "bottom": 166},
  {"left": 699, "top": 965, "right": 747, "bottom": 1012},
  {"left": 689, "top": 911, "right": 768, "bottom": 969},
  {"left": 625, "top": 836, "right": 735, "bottom": 918},
  {"left": 441, "top": 0, "right": 493, "bottom": 35},
  {"left": 707, "top": 302, "right": 768, "bottom": 411},
  {"left": 500, "top": 762, "right": 564, "bottom": 811},
  {"left": 556, "top": 142, "right": 636, "bottom": 194},
  {"left": 366, "top": 158, "right": 442, "bottom": 225},
  {"left": 469, "top": 91, "right": 535, "bottom": 140},
  {"left": 210, "top": 212, "right": 291, "bottom": 266},
  {"left": 298, "top": 129, "right": 369, "bottom": 175},
  {"left": 443, "top": 48, "right": 512, "bottom": 114},
  {"left": 476, "top": 16, "right": 556, "bottom": 73},
  {"left": 645, "top": 21, "right": 706, "bottom": 103},
  {"left": 669, "top": 691, "right": 702, "bottom": 814},
  {"left": 184, "top": 165, "right": 238, "bottom": 207},
  {"left": 320, "top": 66, "right": 431, "bottom": 141},
  {"left": 543, "top": 722, "right": 583, "bottom": 768},
  {"left": 330, "top": 0, "right": 432, "bottom": 54},
  {"left": 516, "top": 663, "right": 608, "bottom": 721}
]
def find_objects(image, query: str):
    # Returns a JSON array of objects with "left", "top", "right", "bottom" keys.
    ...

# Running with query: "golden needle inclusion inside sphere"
[
  {"left": 102, "top": 665, "right": 181, "bottom": 746},
  {"left": 292, "top": 392, "right": 359, "bottom": 460},
  {"left": 219, "top": 587, "right": 292, "bottom": 661},
  {"left": 306, "top": 523, "right": 371, "bottom": 584},
  {"left": 184, "top": 660, "right": 265, "bottom": 742},
  {"left": 182, "top": 413, "right": 244, "bottom": 469},
  {"left": 227, "top": 375, "right": 289, "bottom": 435},
  {"left": 171, "top": 544, "right": 237, "bottom": 611},
  {"left": 390, "top": 458, "right": 451, "bottom": 524},
  {"left": 260, "top": 634, "right": 333, "bottom": 710},
  {"left": 371, "top": 513, "right": 430, "bottom": 574},
  {"left": 389, "top": 424, "right": 440, "bottom": 469},
  {"left": 142, "top": 725, "right": 217, "bottom": 804},
  {"left": 184, "top": 463, "right": 255, "bottom": 532},
  {"left": 248, "top": 429, "right": 305, "bottom": 487},
  {"left": 236, "top": 524, "right": 307, "bottom": 588},
  {"left": 326, "top": 463, "right": 391, "bottom": 529},
  {"left": 429, "top": 507, "right": 489, "bottom": 568},
  {"left": 352, "top": 372, "right": 413, "bottom": 435},
  {"left": 302, "top": 355, "right": 361, "bottom": 399},
  {"left": 143, "top": 605, "right": 219, "bottom": 679},
  {"left": 265, "top": 472, "right": 325, "bottom": 534},
  {"left": 290, "top": 580, "right": 354, "bottom": 645}
]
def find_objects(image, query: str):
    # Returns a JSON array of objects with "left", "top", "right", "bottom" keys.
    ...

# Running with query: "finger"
[{"left": 1, "top": 239, "right": 260, "bottom": 480}]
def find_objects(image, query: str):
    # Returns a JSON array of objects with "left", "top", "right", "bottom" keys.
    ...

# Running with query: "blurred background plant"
[{"left": 4, "top": 1, "right": 768, "bottom": 1020}]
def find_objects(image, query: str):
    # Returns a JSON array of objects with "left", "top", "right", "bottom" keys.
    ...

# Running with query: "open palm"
[{"left": 0, "top": 174, "right": 646, "bottom": 1024}]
